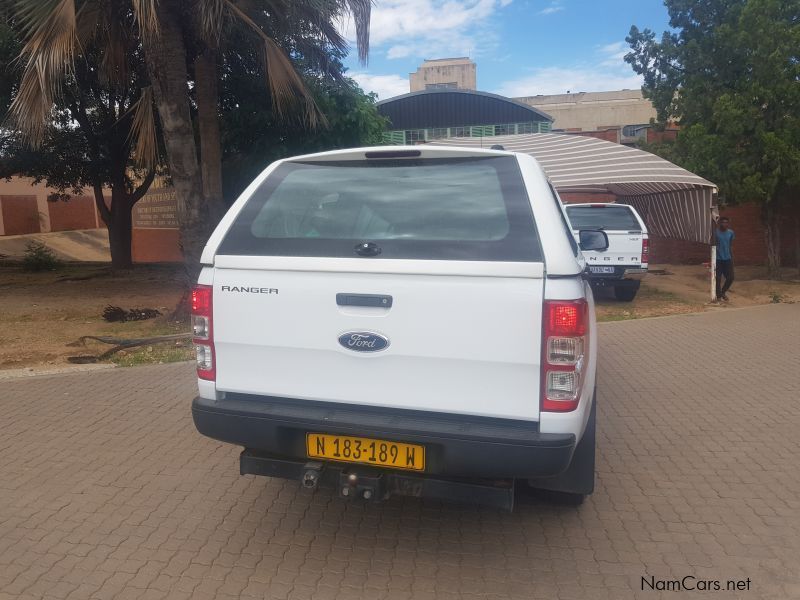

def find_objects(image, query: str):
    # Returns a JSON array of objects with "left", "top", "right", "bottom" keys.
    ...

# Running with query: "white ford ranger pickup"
[
  {"left": 565, "top": 203, "right": 649, "bottom": 302},
  {"left": 191, "top": 146, "right": 608, "bottom": 510}
]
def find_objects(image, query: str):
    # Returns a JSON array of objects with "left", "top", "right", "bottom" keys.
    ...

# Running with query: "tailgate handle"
[{"left": 336, "top": 293, "right": 392, "bottom": 308}]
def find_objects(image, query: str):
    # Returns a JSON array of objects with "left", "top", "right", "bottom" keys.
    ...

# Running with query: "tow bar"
[{"left": 240, "top": 449, "right": 515, "bottom": 511}]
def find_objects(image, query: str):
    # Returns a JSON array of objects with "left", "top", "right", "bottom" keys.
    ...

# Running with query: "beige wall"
[
  {"left": 409, "top": 58, "right": 477, "bottom": 92},
  {"left": 514, "top": 89, "right": 656, "bottom": 133}
]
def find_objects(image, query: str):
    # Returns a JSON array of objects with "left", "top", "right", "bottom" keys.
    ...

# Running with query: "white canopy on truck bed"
[{"left": 428, "top": 133, "right": 717, "bottom": 244}]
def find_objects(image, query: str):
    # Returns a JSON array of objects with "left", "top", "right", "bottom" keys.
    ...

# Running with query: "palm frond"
[
  {"left": 344, "top": 0, "right": 371, "bottom": 64},
  {"left": 75, "top": 0, "right": 102, "bottom": 44},
  {"left": 132, "top": 0, "right": 159, "bottom": 40},
  {"left": 226, "top": 0, "right": 327, "bottom": 128},
  {"left": 9, "top": 66, "right": 52, "bottom": 143},
  {"left": 198, "top": 0, "right": 227, "bottom": 43},
  {"left": 125, "top": 86, "right": 158, "bottom": 169},
  {"left": 6, "top": 0, "right": 78, "bottom": 144}
]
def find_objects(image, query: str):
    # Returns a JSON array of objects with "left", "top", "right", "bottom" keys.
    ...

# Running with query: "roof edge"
[{"left": 376, "top": 88, "right": 554, "bottom": 123}]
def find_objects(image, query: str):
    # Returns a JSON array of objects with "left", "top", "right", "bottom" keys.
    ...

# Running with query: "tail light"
[
  {"left": 191, "top": 285, "right": 215, "bottom": 381},
  {"left": 541, "top": 300, "right": 588, "bottom": 412},
  {"left": 642, "top": 238, "right": 650, "bottom": 265}
]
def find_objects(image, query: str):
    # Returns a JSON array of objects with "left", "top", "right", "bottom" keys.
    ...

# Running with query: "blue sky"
[{"left": 339, "top": 0, "right": 671, "bottom": 99}]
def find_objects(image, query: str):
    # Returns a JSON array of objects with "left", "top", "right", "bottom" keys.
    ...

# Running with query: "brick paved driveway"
[{"left": 1, "top": 304, "right": 799, "bottom": 600}]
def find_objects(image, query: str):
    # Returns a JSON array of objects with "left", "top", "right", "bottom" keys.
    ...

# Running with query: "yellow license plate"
[{"left": 306, "top": 433, "right": 425, "bottom": 471}]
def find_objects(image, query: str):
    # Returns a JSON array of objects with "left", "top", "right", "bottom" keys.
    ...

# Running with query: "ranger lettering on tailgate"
[{"left": 220, "top": 286, "right": 278, "bottom": 294}]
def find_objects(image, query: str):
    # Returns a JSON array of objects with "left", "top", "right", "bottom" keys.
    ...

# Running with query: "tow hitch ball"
[{"left": 340, "top": 471, "right": 382, "bottom": 501}]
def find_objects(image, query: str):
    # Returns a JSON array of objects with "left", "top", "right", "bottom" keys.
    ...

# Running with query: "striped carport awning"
[{"left": 427, "top": 132, "right": 717, "bottom": 244}]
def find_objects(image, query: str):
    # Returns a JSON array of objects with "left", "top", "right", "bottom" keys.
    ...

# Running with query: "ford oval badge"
[{"left": 338, "top": 331, "right": 389, "bottom": 353}]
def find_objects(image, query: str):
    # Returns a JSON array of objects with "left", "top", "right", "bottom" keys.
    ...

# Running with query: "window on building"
[
  {"left": 425, "top": 82, "right": 458, "bottom": 90},
  {"left": 451, "top": 127, "right": 470, "bottom": 137},
  {"left": 517, "top": 122, "right": 534, "bottom": 134},
  {"left": 428, "top": 128, "right": 449, "bottom": 139},
  {"left": 622, "top": 124, "right": 649, "bottom": 138}
]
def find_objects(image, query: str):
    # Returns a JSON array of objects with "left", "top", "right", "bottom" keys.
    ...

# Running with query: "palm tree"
[
  {"left": 3, "top": 0, "right": 160, "bottom": 269},
  {"left": 137, "top": 0, "right": 372, "bottom": 271},
  {"left": 4, "top": 0, "right": 372, "bottom": 274}
]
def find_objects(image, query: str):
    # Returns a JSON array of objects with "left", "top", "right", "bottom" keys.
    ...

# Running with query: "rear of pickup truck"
[
  {"left": 565, "top": 203, "right": 649, "bottom": 302},
  {"left": 191, "top": 147, "right": 598, "bottom": 509}
]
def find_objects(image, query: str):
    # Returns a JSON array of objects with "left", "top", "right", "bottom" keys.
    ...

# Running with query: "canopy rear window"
[
  {"left": 218, "top": 157, "right": 542, "bottom": 262},
  {"left": 566, "top": 205, "right": 641, "bottom": 231}
]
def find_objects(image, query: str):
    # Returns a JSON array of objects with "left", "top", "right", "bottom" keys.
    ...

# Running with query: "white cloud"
[
  {"left": 339, "top": 0, "right": 509, "bottom": 61},
  {"left": 597, "top": 41, "right": 629, "bottom": 67},
  {"left": 538, "top": 1, "right": 564, "bottom": 15},
  {"left": 495, "top": 41, "right": 641, "bottom": 96},
  {"left": 350, "top": 72, "right": 410, "bottom": 99}
]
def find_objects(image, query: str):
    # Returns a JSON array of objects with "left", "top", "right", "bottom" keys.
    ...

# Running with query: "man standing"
[{"left": 715, "top": 217, "right": 735, "bottom": 301}]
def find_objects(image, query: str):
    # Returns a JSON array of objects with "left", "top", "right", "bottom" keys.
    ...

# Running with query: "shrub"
[{"left": 22, "top": 241, "right": 63, "bottom": 272}]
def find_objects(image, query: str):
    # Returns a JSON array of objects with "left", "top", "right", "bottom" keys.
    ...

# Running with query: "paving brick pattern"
[{"left": 1, "top": 304, "right": 799, "bottom": 600}]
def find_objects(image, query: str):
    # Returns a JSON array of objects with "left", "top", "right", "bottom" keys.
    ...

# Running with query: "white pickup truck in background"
[
  {"left": 565, "top": 203, "right": 649, "bottom": 301},
  {"left": 191, "top": 146, "right": 608, "bottom": 510}
]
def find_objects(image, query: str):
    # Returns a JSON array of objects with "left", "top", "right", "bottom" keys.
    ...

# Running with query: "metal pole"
[{"left": 710, "top": 245, "right": 717, "bottom": 302}]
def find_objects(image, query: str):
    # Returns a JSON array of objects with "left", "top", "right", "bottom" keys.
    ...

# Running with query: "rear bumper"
[{"left": 192, "top": 394, "right": 576, "bottom": 479}]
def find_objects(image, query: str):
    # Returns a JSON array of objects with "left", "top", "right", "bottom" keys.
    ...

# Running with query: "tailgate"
[
  {"left": 580, "top": 231, "right": 644, "bottom": 270},
  {"left": 213, "top": 267, "right": 544, "bottom": 421}
]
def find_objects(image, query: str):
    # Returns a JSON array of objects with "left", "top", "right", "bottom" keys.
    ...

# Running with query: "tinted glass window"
[
  {"left": 218, "top": 157, "right": 542, "bottom": 262},
  {"left": 565, "top": 205, "right": 641, "bottom": 231}
]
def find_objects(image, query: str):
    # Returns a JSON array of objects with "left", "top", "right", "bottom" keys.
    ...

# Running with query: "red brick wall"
[
  {"left": 649, "top": 237, "right": 709, "bottom": 264},
  {"left": 132, "top": 229, "right": 183, "bottom": 263},
  {"left": 1, "top": 195, "right": 40, "bottom": 235},
  {"left": 646, "top": 129, "right": 679, "bottom": 144},
  {"left": 572, "top": 129, "right": 620, "bottom": 144},
  {"left": 649, "top": 203, "right": 799, "bottom": 266},
  {"left": 48, "top": 195, "right": 99, "bottom": 231}
]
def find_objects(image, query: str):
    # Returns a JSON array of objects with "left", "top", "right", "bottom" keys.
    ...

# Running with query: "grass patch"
[
  {"left": 595, "top": 283, "right": 703, "bottom": 323},
  {"left": 110, "top": 343, "right": 194, "bottom": 367}
]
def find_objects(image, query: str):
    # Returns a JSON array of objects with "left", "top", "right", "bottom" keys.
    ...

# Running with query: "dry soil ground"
[
  {"left": 1, "top": 262, "right": 798, "bottom": 372},
  {"left": 0, "top": 263, "right": 189, "bottom": 371}
]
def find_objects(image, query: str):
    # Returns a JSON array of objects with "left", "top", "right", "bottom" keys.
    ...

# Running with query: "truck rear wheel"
[{"left": 614, "top": 282, "right": 640, "bottom": 302}]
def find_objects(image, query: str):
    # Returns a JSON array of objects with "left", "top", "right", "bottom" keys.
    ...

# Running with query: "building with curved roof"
[{"left": 377, "top": 89, "right": 553, "bottom": 144}]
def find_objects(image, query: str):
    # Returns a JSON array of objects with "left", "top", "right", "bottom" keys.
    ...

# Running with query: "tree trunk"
[
  {"left": 794, "top": 211, "right": 800, "bottom": 278},
  {"left": 141, "top": 0, "right": 207, "bottom": 280},
  {"left": 763, "top": 202, "right": 782, "bottom": 279},
  {"left": 107, "top": 203, "right": 133, "bottom": 270},
  {"left": 92, "top": 185, "right": 134, "bottom": 270},
  {"left": 194, "top": 48, "right": 227, "bottom": 223}
]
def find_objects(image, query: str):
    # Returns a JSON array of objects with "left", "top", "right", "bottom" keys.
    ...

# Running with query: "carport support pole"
[{"left": 710, "top": 245, "right": 717, "bottom": 302}]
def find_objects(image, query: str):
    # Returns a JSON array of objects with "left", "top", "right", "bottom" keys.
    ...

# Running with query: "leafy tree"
[
  {"left": 626, "top": 0, "right": 800, "bottom": 276},
  {"left": 219, "top": 35, "right": 387, "bottom": 200},
  {"left": 1, "top": 1, "right": 160, "bottom": 270},
  {"left": 0, "top": 21, "right": 20, "bottom": 114}
]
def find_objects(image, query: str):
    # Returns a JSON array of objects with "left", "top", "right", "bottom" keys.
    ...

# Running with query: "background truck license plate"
[
  {"left": 589, "top": 266, "right": 615, "bottom": 274},
  {"left": 306, "top": 433, "right": 425, "bottom": 471}
]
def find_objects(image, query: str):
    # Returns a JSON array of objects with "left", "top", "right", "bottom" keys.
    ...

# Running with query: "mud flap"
[{"left": 527, "top": 392, "right": 596, "bottom": 496}]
